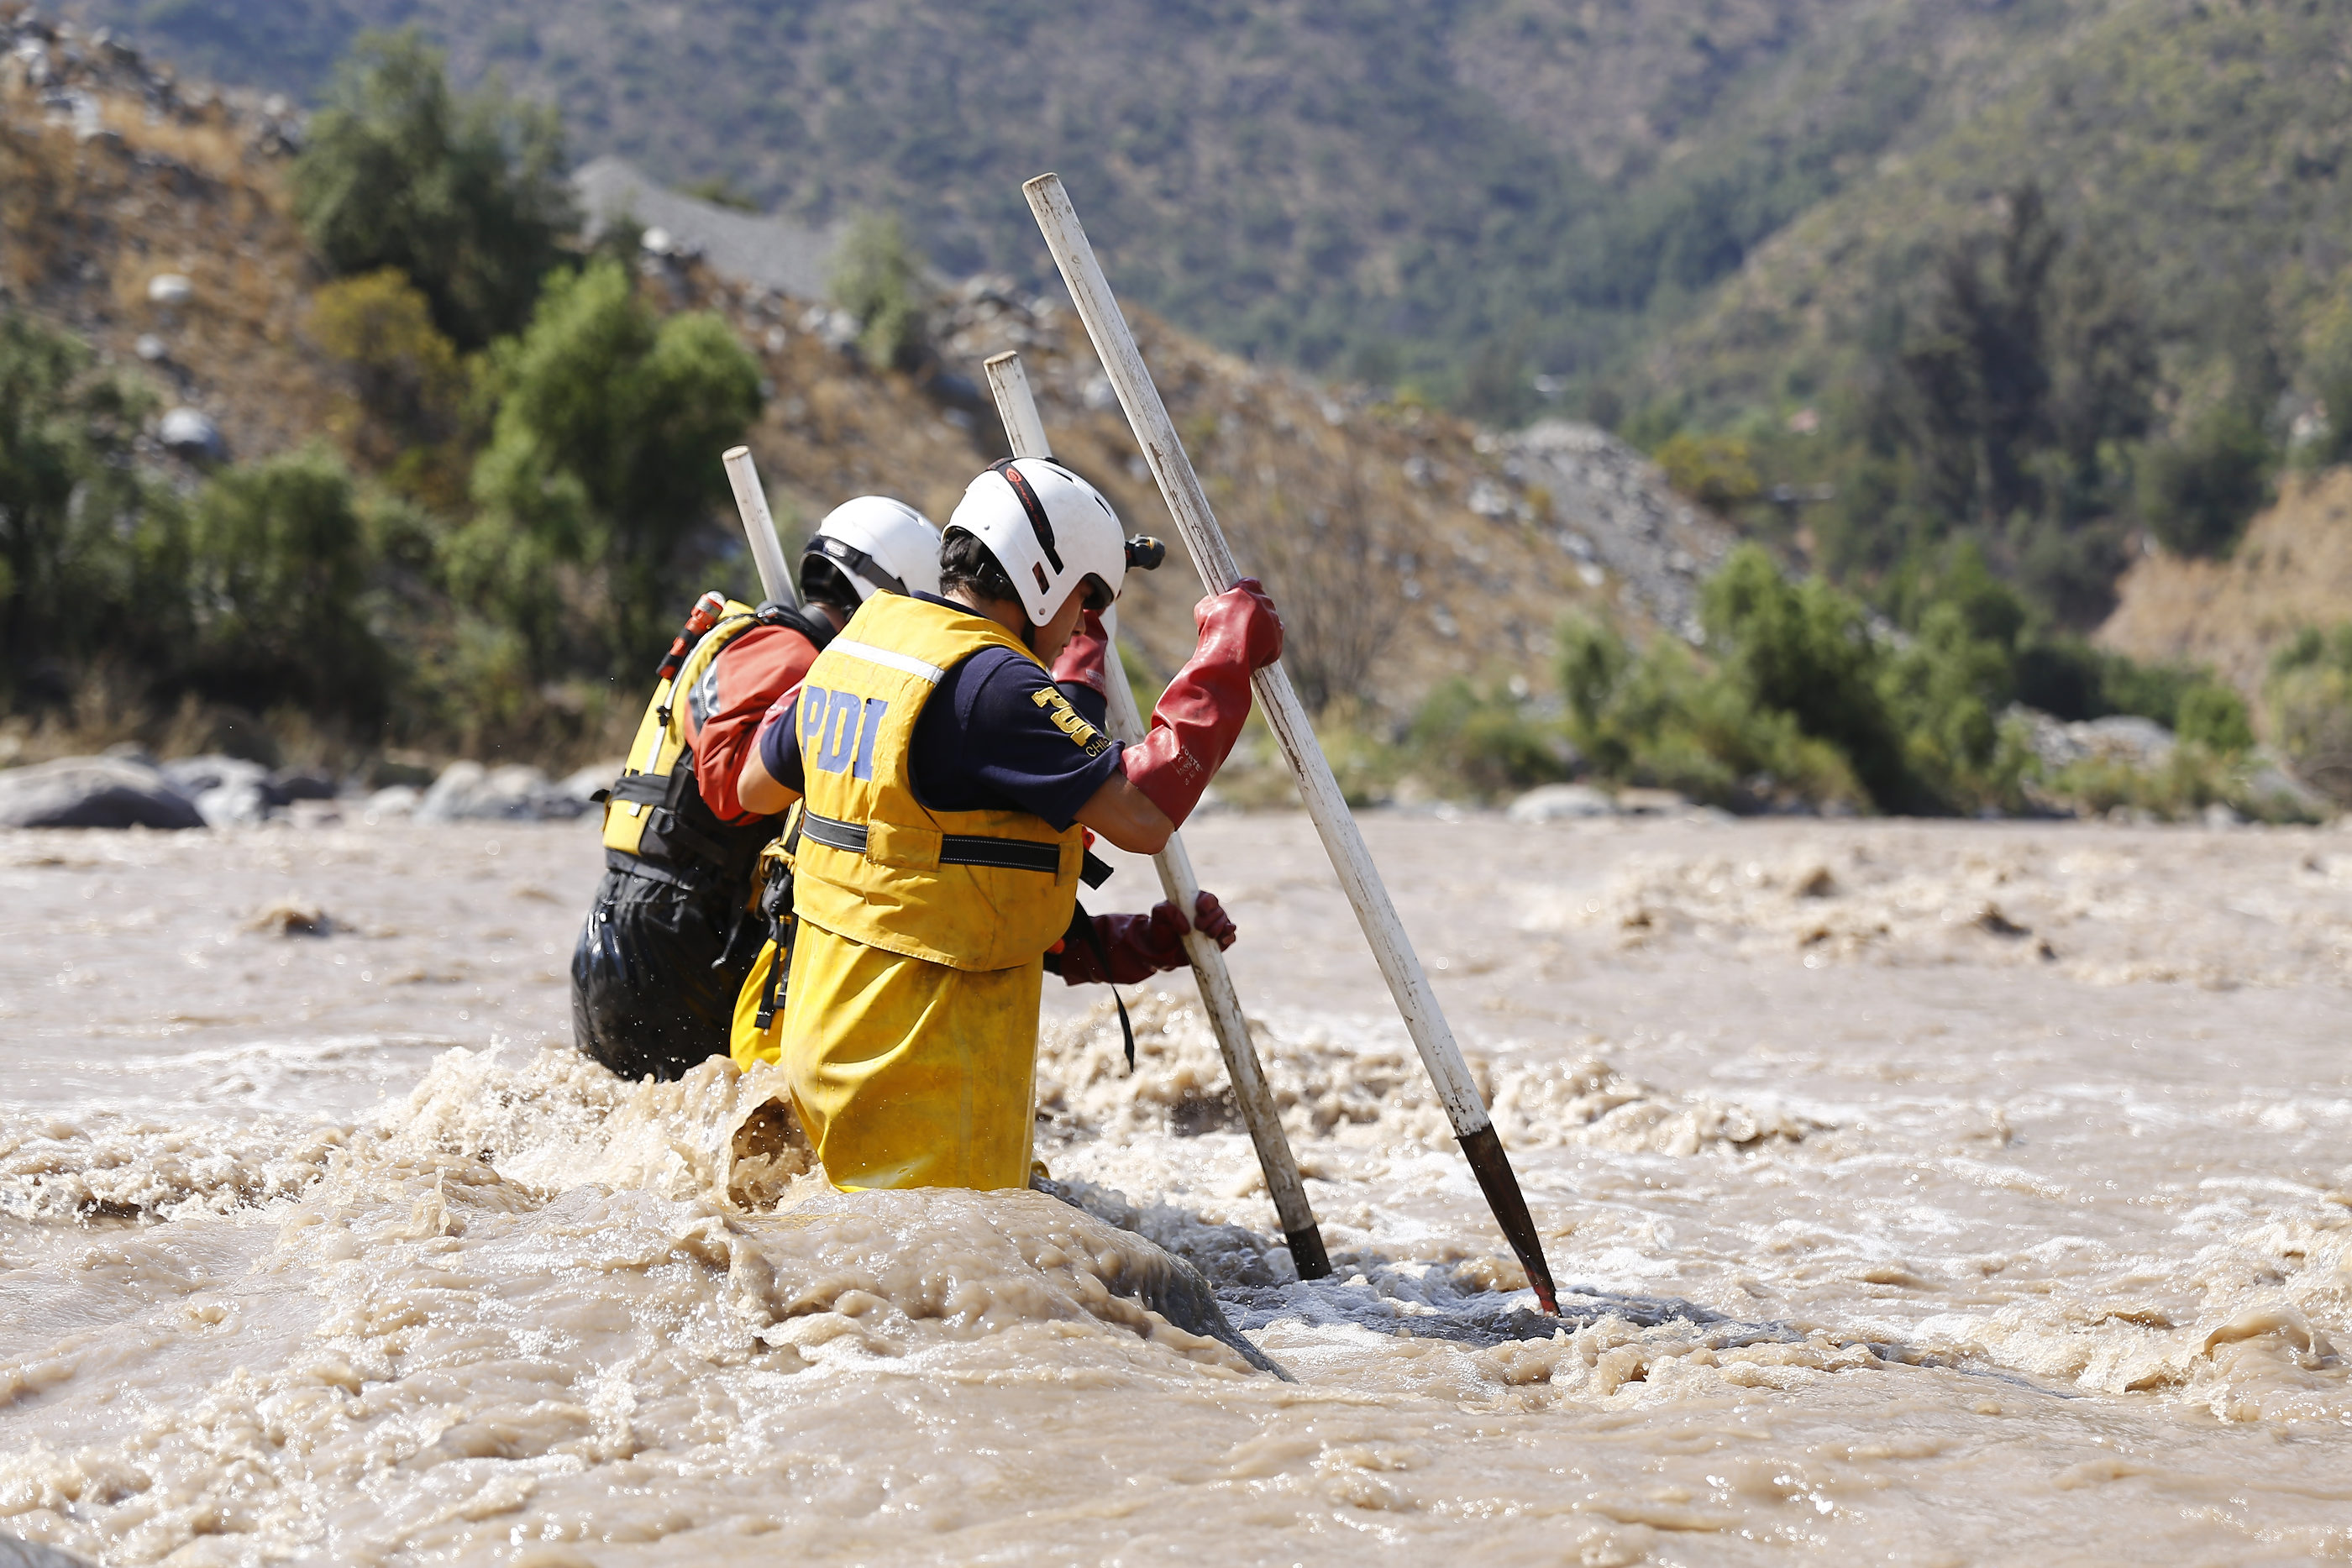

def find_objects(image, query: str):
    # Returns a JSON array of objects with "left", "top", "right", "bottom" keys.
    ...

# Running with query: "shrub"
[
  {"left": 829, "top": 211, "right": 927, "bottom": 370},
  {"left": 1556, "top": 612, "right": 1866, "bottom": 811},
  {"left": 308, "top": 268, "right": 471, "bottom": 506},
  {"left": 0, "top": 312, "right": 183, "bottom": 708},
  {"left": 2175, "top": 681, "right": 2254, "bottom": 755},
  {"left": 2265, "top": 626, "right": 2352, "bottom": 804},
  {"left": 291, "top": 31, "right": 576, "bottom": 349},
  {"left": 1701, "top": 545, "right": 1913, "bottom": 805},
  {"left": 1877, "top": 601, "right": 2027, "bottom": 810},
  {"left": 186, "top": 447, "right": 389, "bottom": 721},
  {"left": 1654, "top": 432, "right": 1761, "bottom": 511},
  {"left": 2139, "top": 405, "right": 2272, "bottom": 558},
  {"left": 1409, "top": 678, "right": 1572, "bottom": 800}
]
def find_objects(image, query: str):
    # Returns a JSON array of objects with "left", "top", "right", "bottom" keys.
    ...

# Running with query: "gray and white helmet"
[
  {"left": 945, "top": 458, "right": 1126, "bottom": 626},
  {"left": 801, "top": 496, "right": 942, "bottom": 605}
]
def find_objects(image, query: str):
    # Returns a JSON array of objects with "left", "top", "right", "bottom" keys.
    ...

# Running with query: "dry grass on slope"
[
  {"left": 2097, "top": 467, "right": 2352, "bottom": 701},
  {"left": 0, "top": 45, "right": 333, "bottom": 464}
]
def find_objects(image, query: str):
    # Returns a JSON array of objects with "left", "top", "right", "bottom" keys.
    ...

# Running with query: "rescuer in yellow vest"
[{"left": 731, "top": 457, "right": 1279, "bottom": 1190}]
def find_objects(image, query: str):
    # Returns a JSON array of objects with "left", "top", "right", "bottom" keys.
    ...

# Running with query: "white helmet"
[
  {"left": 946, "top": 458, "right": 1126, "bottom": 626},
  {"left": 801, "top": 496, "right": 942, "bottom": 605}
]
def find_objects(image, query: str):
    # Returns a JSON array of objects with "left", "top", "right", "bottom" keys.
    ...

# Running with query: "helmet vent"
[{"left": 1032, "top": 563, "right": 1053, "bottom": 596}]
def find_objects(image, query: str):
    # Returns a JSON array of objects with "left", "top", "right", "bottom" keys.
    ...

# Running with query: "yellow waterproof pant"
[
  {"left": 743, "top": 920, "right": 1042, "bottom": 1191},
  {"left": 730, "top": 936, "right": 790, "bottom": 1070}
]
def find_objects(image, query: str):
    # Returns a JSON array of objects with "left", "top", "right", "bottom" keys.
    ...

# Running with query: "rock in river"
[{"left": 0, "top": 756, "right": 204, "bottom": 829}]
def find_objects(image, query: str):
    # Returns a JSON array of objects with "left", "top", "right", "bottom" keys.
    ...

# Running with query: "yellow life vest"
[
  {"left": 789, "top": 594, "right": 1089, "bottom": 972},
  {"left": 601, "top": 596, "right": 771, "bottom": 866}
]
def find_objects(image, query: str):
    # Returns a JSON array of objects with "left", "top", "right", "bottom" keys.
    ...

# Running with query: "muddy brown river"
[{"left": 2, "top": 811, "right": 2348, "bottom": 1564}]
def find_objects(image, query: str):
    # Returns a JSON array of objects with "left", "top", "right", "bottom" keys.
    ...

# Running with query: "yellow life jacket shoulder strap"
[{"left": 602, "top": 598, "right": 769, "bottom": 863}]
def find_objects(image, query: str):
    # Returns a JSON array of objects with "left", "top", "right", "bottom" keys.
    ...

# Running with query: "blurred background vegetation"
[
  {"left": 10, "top": 9, "right": 2352, "bottom": 818},
  {"left": 2, "top": 33, "right": 763, "bottom": 769}
]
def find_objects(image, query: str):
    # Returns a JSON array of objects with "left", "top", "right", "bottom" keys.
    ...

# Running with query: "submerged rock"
[
  {"left": 0, "top": 1532, "right": 96, "bottom": 1566},
  {"left": 0, "top": 756, "right": 203, "bottom": 829}
]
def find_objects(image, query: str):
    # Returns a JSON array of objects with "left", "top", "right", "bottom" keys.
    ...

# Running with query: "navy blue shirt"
[{"left": 758, "top": 595, "right": 1124, "bottom": 830}]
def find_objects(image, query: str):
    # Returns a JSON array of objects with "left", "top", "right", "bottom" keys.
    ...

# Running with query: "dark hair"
[
  {"left": 799, "top": 555, "right": 861, "bottom": 615},
  {"left": 938, "top": 528, "right": 1019, "bottom": 604}
]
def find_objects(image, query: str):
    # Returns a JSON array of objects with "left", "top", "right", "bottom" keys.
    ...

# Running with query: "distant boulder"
[
  {"left": 558, "top": 759, "right": 625, "bottom": 805},
  {"left": 270, "top": 767, "right": 340, "bottom": 801},
  {"left": 157, "top": 406, "right": 226, "bottom": 462},
  {"left": 161, "top": 753, "right": 275, "bottom": 799},
  {"left": 0, "top": 757, "right": 204, "bottom": 829},
  {"left": 416, "top": 761, "right": 593, "bottom": 821},
  {"left": 1506, "top": 783, "right": 1617, "bottom": 822},
  {"left": 161, "top": 754, "right": 285, "bottom": 826}
]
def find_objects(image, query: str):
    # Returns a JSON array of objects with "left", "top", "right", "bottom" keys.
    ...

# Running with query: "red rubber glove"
[
  {"left": 1120, "top": 579, "right": 1282, "bottom": 826},
  {"left": 1051, "top": 608, "right": 1109, "bottom": 697},
  {"left": 1055, "top": 891, "right": 1237, "bottom": 985}
]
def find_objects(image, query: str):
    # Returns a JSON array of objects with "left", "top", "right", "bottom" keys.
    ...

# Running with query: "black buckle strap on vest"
[
  {"left": 1081, "top": 847, "right": 1113, "bottom": 889},
  {"left": 1066, "top": 900, "right": 1135, "bottom": 1072},
  {"left": 755, "top": 812, "right": 805, "bottom": 1030},
  {"left": 758, "top": 600, "right": 838, "bottom": 652},
  {"left": 752, "top": 811, "right": 806, "bottom": 1032},
  {"left": 801, "top": 810, "right": 1072, "bottom": 875},
  {"left": 606, "top": 772, "right": 674, "bottom": 807}
]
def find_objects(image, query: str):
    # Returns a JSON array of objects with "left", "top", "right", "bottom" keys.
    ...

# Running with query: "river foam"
[{"left": 3, "top": 815, "right": 2349, "bottom": 1562}]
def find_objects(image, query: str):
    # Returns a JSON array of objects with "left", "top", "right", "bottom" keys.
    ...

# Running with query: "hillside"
[
  {"left": 2098, "top": 469, "right": 2352, "bottom": 702},
  {"left": 44, "top": 0, "right": 2352, "bottom": 478},
  {"left": 0, "top": 32, "right": 330, "bottom": 463},
  {"left": 1646, "top": 0, "right": 2352, "bottom": 423},
  {"left": 0, "top": 11, "right": 1726, "bottom": 761},
  {"left": 47, "top": 0, "right": 2103, "bottom": 411}
]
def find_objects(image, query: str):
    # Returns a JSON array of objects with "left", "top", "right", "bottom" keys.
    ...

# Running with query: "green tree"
[
  {"left": 460, "top": 259, "right": 764, "bottom": 671},
  {"left": 829, "top": 211, "right": 927, "bottom": 370},
  {"left": 1855, "top": 185, "right": 2156, "bottom": 620},
  {"left": 186, "top": 448, "right": 388, "bottom": 720},
  {"left": 307, "top": 268, "right": 471, "bottom": 508},
  {"left": 0, "top": 312, "right": 181, "bottom": 706},
  {"left": 1700, "top": 545, "right": 1914, "bottom": 806},
  {"left": 291, "top": 30, "right": 576, "bottom": 349},
  {"left": 2139, "top": 406, "right": 2272, "bottom": 559}
]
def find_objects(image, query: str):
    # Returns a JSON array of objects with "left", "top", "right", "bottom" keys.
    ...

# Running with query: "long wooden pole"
[
  {"left": 721, "top": 445, "right": 800, "bottom": 608},
  {"left": 983, "top": 351, "right": 1331, "bottom": 1281},
  {"left": 1021, "top": 173, "right": 1558, "bottom": 1313}
]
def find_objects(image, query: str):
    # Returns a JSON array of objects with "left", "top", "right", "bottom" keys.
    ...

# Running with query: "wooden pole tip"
[{"left": 722, "top": 445, "right": 751, "bottom": 464}]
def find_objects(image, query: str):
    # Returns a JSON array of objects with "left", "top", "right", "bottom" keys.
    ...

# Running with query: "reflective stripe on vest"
[{"left": 790, "top": 595, "right": 1083, "bottom": 973}]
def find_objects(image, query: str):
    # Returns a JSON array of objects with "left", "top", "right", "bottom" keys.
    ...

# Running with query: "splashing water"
[{"left": 3, "top": 816, "right": 2349, "bottom": 1563}]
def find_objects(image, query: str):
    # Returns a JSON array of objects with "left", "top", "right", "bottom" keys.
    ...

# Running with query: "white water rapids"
[{"left": 2, "top": 813, "right": 2349, "bottom": 1564}]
